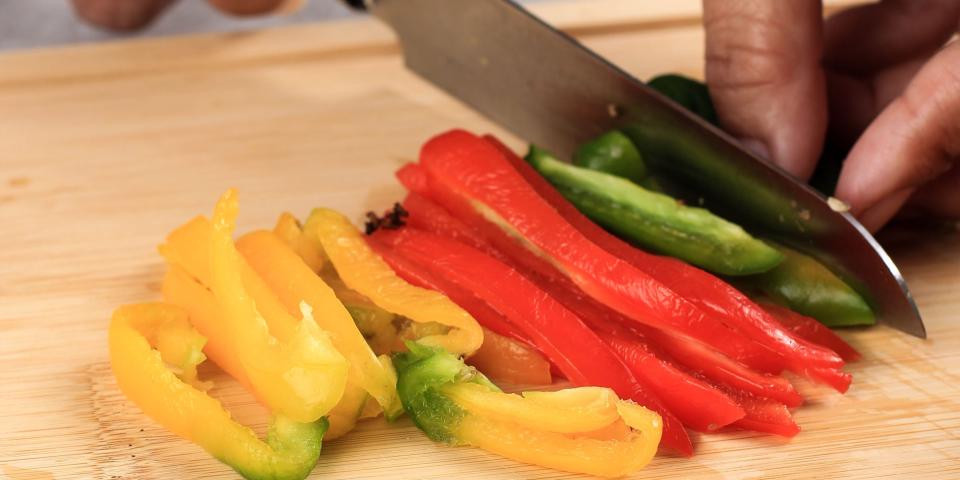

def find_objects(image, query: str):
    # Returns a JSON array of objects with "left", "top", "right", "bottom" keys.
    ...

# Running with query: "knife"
[{"left": 345, "top": 0, "right": 925, "bottom": 338}]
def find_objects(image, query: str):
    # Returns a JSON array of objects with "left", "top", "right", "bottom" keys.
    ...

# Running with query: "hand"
[
  {"left": 702, "top": 0, "right": 960, "bottom": 232},
  {"left": 71, "top": 0, "right": 291, "bottom": 31}
]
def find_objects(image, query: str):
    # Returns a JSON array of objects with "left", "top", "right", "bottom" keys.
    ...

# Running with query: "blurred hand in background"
[{"left": 71, "top": 0, "right": 295, "bottom": 31}]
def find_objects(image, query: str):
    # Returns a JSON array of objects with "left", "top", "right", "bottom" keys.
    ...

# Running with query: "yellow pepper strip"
[
  {"left": 159, "top": 216, "right": 298, "bottom": 342},
  {"left": 443, "top": 384, "right": 620, "bottom": 434},
  {"left": 109, "top": 302, "right": 328, "bottom": 480},
  {"left": 394, "top": 342, "right": 661, "bottom": 478},
  {"left": 304, "top": 208, "right": 483, "bottom": 356},
  {"left": 273, "top": 212, "right": 327, "bottom": 273},
  {"left": 331, "top": 281, "right": 399, "bottom": 356},
  {"left": 324, "top": 380, "right": 368, "bottom": 441},
  {"left": 161, "top": 266, "right": 251, "bottom": 389},
  {"left": 235, "top": 230, "right": 402, "bottom": 419},
  {"left": 207, "top": 189, "right": 348, "bottom": 423},
  {"left": 456, "top": 402, "right": 660, "bottom": 478}
]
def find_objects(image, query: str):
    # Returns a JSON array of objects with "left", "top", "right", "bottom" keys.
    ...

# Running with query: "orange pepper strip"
[
  {"left": 236, "top": 230, "right": 402, "bottom": 419},
  {"left": 304, "top": 208, "right": 483, "bottom": 356},
  {"left": 206, "top": 189, "right": 348, "bottom": 423},
  {"left": 109, "top": 302, "right": 327, "bottom": 480},
  {"left": 465, "top": 328, "right": 553, "bottom": 386}
]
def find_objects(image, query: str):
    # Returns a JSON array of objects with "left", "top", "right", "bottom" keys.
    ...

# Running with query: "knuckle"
[{"left": 704, "top": 16, "right": 799, "bottom": 92}]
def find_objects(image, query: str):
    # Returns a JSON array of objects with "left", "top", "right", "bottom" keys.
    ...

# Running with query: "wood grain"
[{"left": 1, "top": 1, "right": 957, "bottom": 478}]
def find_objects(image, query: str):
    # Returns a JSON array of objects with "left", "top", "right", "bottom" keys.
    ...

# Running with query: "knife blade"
[{"left": 354, "top": 0, "right": 925, "bottom": 338}]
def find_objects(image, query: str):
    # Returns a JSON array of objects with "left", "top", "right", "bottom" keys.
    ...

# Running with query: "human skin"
[
  {"left": 70, "top": 0, "right": 290, "bottom": 31},
  {"left": 703, "top": 0, "right": 960, "bottom": 231}
]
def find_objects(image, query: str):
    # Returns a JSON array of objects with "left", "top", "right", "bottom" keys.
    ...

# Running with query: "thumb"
[{"left": 702, "top": 0, "right": 827, "bottom": 180}]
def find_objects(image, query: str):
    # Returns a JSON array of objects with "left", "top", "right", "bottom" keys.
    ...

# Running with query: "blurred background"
[
  {"left": 1, "top": 1, "right": 357, "bottom": 50},
  {"left": 0, "top": 0, "right": 544, "bottom": 51}
]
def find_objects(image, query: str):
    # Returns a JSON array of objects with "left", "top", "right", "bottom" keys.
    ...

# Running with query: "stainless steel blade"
[{"left": 365, "top": 0, "right": 925, "bottom": 337}]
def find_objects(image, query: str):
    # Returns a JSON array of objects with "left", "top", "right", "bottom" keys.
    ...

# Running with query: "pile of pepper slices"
[{"left": 111, "top": 126, "right": 862, "bottom": 479}]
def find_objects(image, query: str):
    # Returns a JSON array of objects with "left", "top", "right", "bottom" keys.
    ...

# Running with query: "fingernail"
[{"left": 740, "top": 138, "right": 771, "bottom": 160}]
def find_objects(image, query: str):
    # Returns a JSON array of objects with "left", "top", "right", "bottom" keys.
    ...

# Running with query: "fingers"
[
  {"left": 835, "top": 42, "right": 960, "bottom": 231},
  {"left": 825, "top": 55, "right": 928, "bottom": 147},
  {"left": 907, "top": 165, "right": 960, "bottom": 219},
  {"left": 70, "top": 0, "right": 176, "bottom": 31},
  {"left": 702, "top": 0, "right": 827, "bottom": 180},
  {"left": 824, "top": 0, "right": 960, "bottom": 74},
  {"left": 206, "top": 0, "right": 290, "bottom": 16}
]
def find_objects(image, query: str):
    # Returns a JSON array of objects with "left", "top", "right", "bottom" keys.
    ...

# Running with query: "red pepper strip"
[
  {"left": 366, "top": 226, "right": 570, "bottom": 381},
  {"left": 590, "top": 310, "right": 799, "bottom": 436},
  {"left": 711, "top": 382, "right": 801, "bottom": 437},
  {"left": 401, "top": 191, "right": 494, "bottom": 254},
  {"left": 482, "top": 133, "right": 844, "bottom": 374},
  {"left": 405, "top": 159, "right": 786, "bottom": 375},
  {"left": 396, "top": 162, "right": 430, "bottom": 194},
  {"left": 599, "top": 331, "right": 745, "bottom": 432},
  {"left": 394, "top": 198, "right": 744, "bottom": 430},
  {"left": 414, "top": 156, "right": 782, "bottom": 376},
  {"left": 369, "top": 227, "right": 693, "bottom": 456},
  {"left": 640, "top": 327, "right": 803, "bottom": 407},
  {"left": 366, "top": 233, "right": 532, "bottom": 350},
  {"left": 416, "top": 135, "right": 808, "bottom": 378},
  {"left": 804, "top": 366, "right": 853, "bottom": 393},
  {"left": 400, "top": 162, "right": 806, "bottom": 409},
  {"left": 759, "top": 302, "right": 862, "bottom": 362}
]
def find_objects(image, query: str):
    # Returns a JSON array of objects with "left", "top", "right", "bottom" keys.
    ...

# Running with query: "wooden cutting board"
[{"left": 1, "top": 1, "right": 958, "bottom": 478}]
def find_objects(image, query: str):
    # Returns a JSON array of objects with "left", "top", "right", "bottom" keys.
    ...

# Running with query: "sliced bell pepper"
[
  {"left": 759, "top": 301, "right": 862, "bottom": 362},
  {"left": 364, "top": 227, "right": 538, "bottom": 351},
  {"left": 235, "top": 230, "right": 402, "bottom": 419},
  {"left": 639, "top": 325, "right": 803, "bottom": 407},
  {"left": 159, "top": 216, "right": 300, "bottom": 342},
  {"left": 272, "top": 213, "right": 403, "bottom": 356},
  {"left": 481, "top": 133, "right": 846, "bottom": 376},
  {"left": 804, "top": 366, "right": 853, "bottom": 393},
  {"left": 710, "top": 381, "right": 800, "bottom": 437},
  {"left": 160, "top": 214, "right": 350, "bottom": 422},
  {"left": 302, "top": 207, "right": 483, "bottom": 357},
  {"left": 394, "top": 342, "right": 661, "bottom": 477},
  {"left": 401, "top": 191, "right": 496, "bottom": 254},
  {"left": 753, "top": 243, "right": 875, "bottom": 327},
  {"left": 527, "top": 145, "right": 784, "bottom": 275},
  {"left": 160, "top": 210, "right": 395, "bottom": 430},
  {"left": 573, "top": 130, "right": 648, "bottom": 184},
  {"left": 272, "top": 212, "right": 328, "bottom": 273},
  {"left": 109, "top": 303, "right": 328, "bottom": 480},
  {"left": 369, "top": 227, "right": 693, "bottom": 455},
  {"left": 598, "top": 330, "right": 745, "bottom": 432},
  {"left": 647, "top": 73, "right": 719, "bottom": 126},
  {"left": 324, "top": 379, "right": 369, "bottom": 441},
  {"left": 465, "top": 327, "right": 553, "bottom": 386},
  {"left": 208, "top": 189, "right": 349, "bottom": 422},
  {"left": 398, "top": 158, "right": 813, "bottom": 410},
  {"left": 394, "top": 182, "right": 765, "bottom": 434},
  {"left": 407, "top": 147, "right": 789, "bottom": 376},
  {"left": 161, "top": 265, "right": 252, "bottom": 389},
  {"left": 394, "top": 202, "right": 745, "bottom": 432}
]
